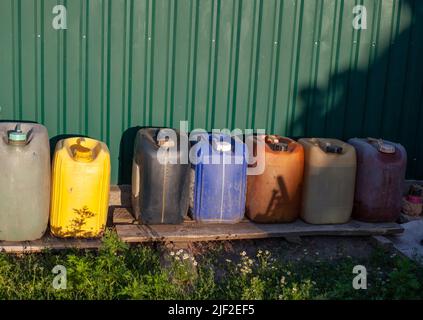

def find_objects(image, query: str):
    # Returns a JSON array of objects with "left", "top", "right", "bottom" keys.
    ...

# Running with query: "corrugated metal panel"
[{"left": 0, "top": 0, "right": 422, "bottom": 183}]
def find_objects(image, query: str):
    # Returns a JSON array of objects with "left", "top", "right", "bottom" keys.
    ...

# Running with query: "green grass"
[{"left": 0, "top": 230, "right": 422, "bottom": 300}]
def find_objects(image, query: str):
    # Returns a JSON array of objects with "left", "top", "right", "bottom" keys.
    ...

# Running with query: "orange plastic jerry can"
[{"left": 246, "top": 135, "right": 304, "bottom": 223}]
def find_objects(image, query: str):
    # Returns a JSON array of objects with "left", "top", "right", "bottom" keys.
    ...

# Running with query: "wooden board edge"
[{"left": 116, "top": 222, "right": 404, "bottom": 243}]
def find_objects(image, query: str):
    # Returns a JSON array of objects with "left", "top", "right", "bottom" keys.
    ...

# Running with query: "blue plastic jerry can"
[{"left": 191, "top": 133, "right": 247, "bottom": 223}]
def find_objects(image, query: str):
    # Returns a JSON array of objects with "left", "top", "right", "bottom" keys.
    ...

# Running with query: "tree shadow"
[
  {"left": 296, "top": 0, "right": 423, "bottom": 179},
  {"left": 51, "top": 205, "right": 104, "bottom": 238}
]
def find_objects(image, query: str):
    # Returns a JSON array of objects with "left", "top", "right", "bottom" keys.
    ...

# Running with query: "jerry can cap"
[
  {"left": 157, "top": 137, "right": 175, "bottom": 148},
  {"left": 213, "top": 140, "right": 232, "bottom": 152},
  {"left": 266, "top": 135, "right": 289, "bottom": 152},
  {"left": 8, "top": 124, "right": 27, "bottom": 145},
  {"left": 367, "top": 138, "right": 395, "bottom": 154},
  {"left": 318, "top": 141, "right": 343, "bottom": 154}
]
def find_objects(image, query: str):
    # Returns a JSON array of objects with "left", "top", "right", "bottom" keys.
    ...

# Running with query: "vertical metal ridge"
[
  {"left": 397, "top": 0, "right": 416, "bottom": 139},
  {"left": 163, "top": 1, "right": 171, "bottom": 126},
  {"left": 35, "top": 0, "right": 44, "bottom": 123},
  {"left": 18, "top": 0, "right": 23, "bottom": 120},
  {"left": 304, "top": 0, "right": 321, "bottom": 135},
  {"left": 105, "top": 0, "right": 112, "bottom": 145},
  {"left": 61, "top": 0, "right": 67, "bottom": 132},
  {"left": 346, "top": 0, "right": 362, "bottom": 134},
  {"left": 207, "top": 0, "right": 220, "bottom": 130},
  {"left": 358, "top": 0, "right": 378, "bottom": 135},
  {"left": 126, "top": 0, "right": 135, "bottom": 127},
  {"left": 168, "top": 0, "right": 177, "bottom": 127},
  {"left": 12, "top": 0, "right": 22, "bottom": 119},
  {"left": 8, "top": 0, "right": 16, "bottom": 120},
  {"left": 399, "top": 0, "right": 423, "bottom": 175},
  {"left": 146, "top": 0, "right": 154, "bottom": 125},
  {"left": 80, "top": 0, "right": 87, "bottom": 134},
  {"left": 269, "top": 0, "right": 283, "bottom": 133},
  {"left": 83, "top": 0, "right": 90, "bottom": 136},
  {"left": 248, "top": 0, "right": 263, "bottom": 129},
  {"left": 361, "top": 0, "right": 383, "bottom": 133},
  {"left": 395, "top": 0, "right": 409, "bottom": 138},
  {"left": 229, "top": 0, "right": 242, "bottom": 130},
  {"left": 147, "top": 0, "right": 155, "bottom": 125},
  {"left": 122, "top": 0, "right": 131, "bottom": 130},
  {"left": 34, "top": 1, "right": 39, "bottom": 122},
  {"left": 245, "top": 0, "right": 258, "bottom": 129},
  {"left": 223, "top": 0, "right": 236, "bottom": 129},
  {"left": 313, "top": 0, "right": 325, "bottom": 135},
  {"left": 121, "top": 0, "right": 128, "bottom": 133},
  {"left": 142, "top": 0, "right": 150, "bottom": 124},
  {"left": 226, "top": 0, "right": 241, "bottom": 129},
  {"left": 379, "top": 0, "right": 398, "bottom": 136},
  {"left": 414, "top": 75, "right": 423, "bottom": 169},
  {"left": 287, "top": 0, "right": 304, "bottom": 136},
  {"left": 100, "top": 0, "right": 108, "bottom": 141},
  {"left": 188, "top": 0, "right": 199, "bottom": 123},
  {"left": 164, "top": 0, "right": 176, "bottom": 127},
  {"left": 334, "top": 0, "right": 349, "bottom": 139},
  {"left": 266, "top": 0, "right": 281, "bottom": 133}
]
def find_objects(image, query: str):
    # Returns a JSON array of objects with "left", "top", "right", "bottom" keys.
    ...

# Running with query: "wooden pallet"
[
  {"left": 0, "top": 208, "right": 404, "bottom": 253},
  {"left": 113, "top": 208, "right": 404, "bottom": 243}
]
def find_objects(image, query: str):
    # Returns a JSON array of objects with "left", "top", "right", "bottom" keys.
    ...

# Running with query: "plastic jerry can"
[
  {"left": 190, "top": 133, "right": 247, "bottom": 223},
  {"left": 298, "top": 138, "right": 356, "bottom": 224},
  {"left": 0, "top": 123, "right": 50, "bottom": 241},
  {"left": 132, "top": 128, "right": 190, "bottom": 224},
  {"left": 348, "top": 138, "right": 407, "bottom": 222},
  {"left": 50, "top": 137, "right": 111, "bottom": 238},
  {"left": 246, "top": 135, "right": 304, "bottom": 223}
]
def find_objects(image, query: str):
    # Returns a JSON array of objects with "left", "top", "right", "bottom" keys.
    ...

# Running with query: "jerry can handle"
[
  {"left": 317, "top": 140, "right": 343, "bottom": 154},
  {"left": 73, "top": 138, "right": 94, "bottom": 162},
  {"left": 265, "top": 135, "right": 289, "bottom": 152},
  {"left": 156, "top": 132, "right": 176, "bottom": 148}
]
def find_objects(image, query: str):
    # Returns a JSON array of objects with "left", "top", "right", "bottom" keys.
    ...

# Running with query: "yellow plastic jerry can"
[{"left": 50, "top": 137, "right": 111, "bottom": 238}]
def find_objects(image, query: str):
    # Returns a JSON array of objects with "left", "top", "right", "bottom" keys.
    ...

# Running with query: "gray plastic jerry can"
[{"left": 0, "top": 123, "right": 51, "bottom": 241}]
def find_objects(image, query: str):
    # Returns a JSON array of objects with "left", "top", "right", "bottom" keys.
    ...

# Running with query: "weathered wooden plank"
[
  {"left": 116, "top": 220, "right": 404, "bottom": 243},
  {"left": 113, "top": 207, "right": 136, "bottom": 224},
  {"left": 109, "top": 185, "right": 131, "bottom": 207},
  {"left": 0, "top": 236, "right": 102, "bottom": 253},
  {"left": 112, "top": 207, "right": 251, "bottom": 225}
]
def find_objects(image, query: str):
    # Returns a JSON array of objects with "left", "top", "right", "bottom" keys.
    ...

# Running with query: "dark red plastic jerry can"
[{"left": 348, "top": 138, "right": 407, "bottom": 222}]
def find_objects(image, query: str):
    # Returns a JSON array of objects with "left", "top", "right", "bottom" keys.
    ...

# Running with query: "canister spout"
[
  {"left": 367, "top": 137, "right": 395, "bottom": 154},
  {"left": 8, "top": 124, "right": 28, "bottom": 145}
]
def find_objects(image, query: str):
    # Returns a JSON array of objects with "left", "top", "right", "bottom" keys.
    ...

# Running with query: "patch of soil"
[{"left": 159, "top": 236, "right": 395, "bottom": 266}]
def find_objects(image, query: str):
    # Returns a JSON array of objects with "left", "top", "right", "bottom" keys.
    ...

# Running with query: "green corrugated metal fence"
[{"left": 0, "top": 0, "right": 422, "bottom": 183}]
